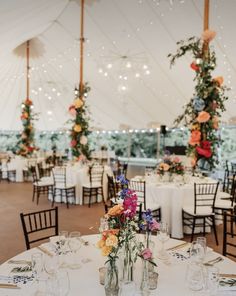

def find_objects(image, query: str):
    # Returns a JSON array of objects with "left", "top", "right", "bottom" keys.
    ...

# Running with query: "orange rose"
[
  {"left": 213, "top": 76, "right": 224, "bottom": 86},
  {"left": 97, "top": 239, "right": 105, "bottom": 249},
  {"left": 189, "top": 130, "right": 201, "bottom": 146},
  {"left": 196, "top": 111, "right": 210, "bottom": 123},
  {"left": 107, "top": 204, "right": 123, "bottom": 216},
  {"left": 212, "top": 116, "right": 219, "bottom": 129},
  {"left": 159, "top": 163, "right": 170, "bottom": 171},
  {"left": 201, "top": 30, "right": 216, "bottom": 42},
  {"left": 74, "top": 98, "right": 84, "bottom": 109},
  {"left": 73, "top": 124, "right": 82, "bottom": 133}
]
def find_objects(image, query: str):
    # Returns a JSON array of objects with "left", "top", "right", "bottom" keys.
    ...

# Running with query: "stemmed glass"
[
  {"left": 58, "top": 231, "right": 69, "bottom": 268},
  {"left": 68, "top": 231, "right": 82, "bottom": 269},
  {"left": 157, "top": 222, "right": 170, "bottom": 260},
  {"left": 44, "top": 254, "right": 59, "bottom": 277}
]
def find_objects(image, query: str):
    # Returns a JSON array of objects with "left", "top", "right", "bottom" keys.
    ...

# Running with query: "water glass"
[
  {"left": 189, "top": 241, "right": 205, "bottom": 263},
  {"left": 186, "top": 263, "right": 204, "bottom": 291},
  {"left": 58, "top": 231, "right": 69, "bottom": 254},
  {"left": 68, "top": 231, "right": 82, "bottom": 269},
  {"left": 56, "top": 270, "right": 70, "bottom": 296},
  {"left": 31, "top": 253, "right": 44, "bottom": 281},
  {"left": 196, "top": 237, "right": 207, "bottom": 259},
  {"left": 205, "top": 266, "right": 219, "bottom": 295},
  {"left": 157, "top": 222, "right": 170, "bottom": 260},
  {"left": 44, "top": 254, "right": 59, "bottom": 276},
  {"left": 99, "top": 267, "right": 107, "bottom": 285},
  {"left": 148, "top": 271, "right": 158, "bottom": 290}
]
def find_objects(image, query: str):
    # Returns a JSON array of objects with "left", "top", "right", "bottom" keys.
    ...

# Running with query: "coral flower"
[
  {"left": 159, "top": 163, "right": 170, "bottom": 171},
  {"left": 201, "top": 30, "right": 216, "bottom": 42},
  {"left": 213, "top": 76, "right": 224, "bottom": 87},
  {"left": 69, "top": 105, "right": 77, "bottom": 116},
  {"left": 189, "top": 130, "right": 201, "bottom": 146},
  {"left": 196, "top": 111, "right": 210, "bottom": 123},
  {"left": 25, "top": 99, "right": 32, "bottom": 106},
  {"left": 70, "top": 139, "right": 77, "bottom": 147}
]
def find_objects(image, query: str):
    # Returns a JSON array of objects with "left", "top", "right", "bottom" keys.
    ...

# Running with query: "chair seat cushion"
[
  {"left": 55, "top": 183, "right": 76, "bottom": 189},
  {"left": 41, "top": 177, "right": 53, "bottom": 183},
  {"left": 214, "top": 199, "right": 233, "bottom": 209},
  {"left": 183, "top": 205, "right": 214, "bottom": 216},
  {"left": 34, "top": 181, "right": 54, "bottom": 187},
  {"left": 82, "top": 182, "right": 102, "bottom": 189},
  {"left": 217, "top": 191, "right": 231, "bottom": 199}
]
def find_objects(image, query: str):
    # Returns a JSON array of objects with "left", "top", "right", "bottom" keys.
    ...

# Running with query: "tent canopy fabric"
[{"left": 0, "top": 0, "right": 235, "bottom": 131}]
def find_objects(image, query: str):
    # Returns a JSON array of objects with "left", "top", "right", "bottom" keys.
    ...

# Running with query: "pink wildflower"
[{"left": 141, "top": 248, "right": 152, "bottom": 260}]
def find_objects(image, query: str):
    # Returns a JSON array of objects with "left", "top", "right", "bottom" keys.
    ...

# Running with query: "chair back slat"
[
  {"left": 89, "top": 165, "right": 104, "bottom": 185},
  {"left": 20, "top": 207, "right": 58, "bottom": 250},
  {"left": 223, "top": 212, "right": 236, "bottom": 258},
  {"left": 194, "top": 182, "right": 219, "bottom": 214},
  {"left": 52, "top": 167, "right": 67, "bottom": 187}
]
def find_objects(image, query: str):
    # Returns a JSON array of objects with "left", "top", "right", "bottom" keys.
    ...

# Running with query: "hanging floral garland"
[
  {"left": 17, "top": 98, "right": 37, "bottom": 157},
  {"left": 168, "top": 30, "right": 228, "bottom": 170},
  {"left": 68, "top": 83, "right": 91, "bottom": 160}
]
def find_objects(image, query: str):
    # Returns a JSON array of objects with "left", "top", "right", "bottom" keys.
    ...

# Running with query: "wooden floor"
[{"left": 0, "top": 180, "right": 232, "bottom": 263}]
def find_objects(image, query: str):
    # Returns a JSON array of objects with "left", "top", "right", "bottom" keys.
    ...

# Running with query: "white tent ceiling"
[{"left": 0, "top": 0, "right": 235, "bottom": 131}]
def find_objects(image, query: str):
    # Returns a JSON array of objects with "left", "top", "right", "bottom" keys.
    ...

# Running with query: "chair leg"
[
  {"left": 203, "top": 217, "right": 206, "bottom": 236},
  {"left": 52, "top": 189, "right": 56, "bottom": 208},
  {"left": 88, "top": 189, "right": 92, "bottom": 208},
  {"left": 230, "top": 209, "right": 234, "bottom": 238},
  {"left": 65, "top": 190, "right": 69, "bottom": 209},
  {"left": 36, "top": 189, "right": 40, "bottom": 205},
  {"left": 32, "top": 186, "right": 36, "bottom": 202},
  {"left": 212, "top": 215, "right": 218, "bottom": 245},
  {"left": 191, "top": 217, "right": 196, "bottom": 242}
]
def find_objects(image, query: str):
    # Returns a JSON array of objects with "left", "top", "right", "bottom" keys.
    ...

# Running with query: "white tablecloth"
[
  {"left": 49, "top": 164, "right": 113, "bottom": 205},
  {"left": 145, "top": 176, "right": 218, "bottom": 239},
  {"left": 1, "top": 157, "right": 27, "bottom": 182},
  {"left": 0, "top": 234, "right": 235, "bottom": 295}
]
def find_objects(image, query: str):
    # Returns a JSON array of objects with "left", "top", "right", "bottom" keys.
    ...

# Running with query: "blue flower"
[
  {"left": 193, "top": 97, "right": 205, "bottom": 112},
  {"left": 116, "top": 174, "right": 129, "bottom": 185}
]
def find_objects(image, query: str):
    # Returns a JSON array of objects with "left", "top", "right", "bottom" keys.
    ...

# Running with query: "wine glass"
[
  {"left": 58, "top": 231, "right": 69, "bottom": 254},
  {"left": 185, "top": 262, "right": 204, "bottom": 291},
  {"left": 68, "top": 231, "right": 82, "bottom": 269},
  {"left": 157, "top": 222, "right": 170, "bottom": 260}
]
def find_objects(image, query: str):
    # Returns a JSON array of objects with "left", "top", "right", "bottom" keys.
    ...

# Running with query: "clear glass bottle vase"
[
  {"left": 140, "top": 260, "right": 150, "bottom": 296},
  {"left": 105, "top": 261, "right": 119, "bottom": 296}
]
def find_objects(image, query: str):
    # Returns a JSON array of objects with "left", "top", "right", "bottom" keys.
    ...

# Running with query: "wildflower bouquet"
[{"left": 158, "top": 155, "right": 185, "bottom": 176}]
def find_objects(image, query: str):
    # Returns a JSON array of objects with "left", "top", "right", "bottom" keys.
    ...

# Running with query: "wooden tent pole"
[
  {"left": 26, "top": 40, "right": 30, "bottom": 99},
  {"left": 79, "top": 0, "right": 85, "bottom": 95},
  {"left": 203, "top": 0, "right": 210, "bottom": 55}
]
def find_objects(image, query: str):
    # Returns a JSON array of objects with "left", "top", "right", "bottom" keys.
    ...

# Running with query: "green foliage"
[
  {"left": 168, "top": 36, "right": 228, "bottom": 170},
  {"left": 17, "top": 99, "right": 38, "bottom": 157},
  {"left": 69, "top": 83, "right": 91, "bottom": 160}
]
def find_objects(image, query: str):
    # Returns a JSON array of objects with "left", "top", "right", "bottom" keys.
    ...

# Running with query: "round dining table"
[{"left": 0, "top": 234, "right": 235, "bottom": 295}]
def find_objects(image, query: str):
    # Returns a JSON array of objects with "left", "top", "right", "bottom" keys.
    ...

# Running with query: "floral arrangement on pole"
[
  {"left": 158, "top": 154, "right": 185, "bottom": 176},
  {"left": 68, "top": 82, "right": 91, "bottom": 160},
  {"left": 97, "top": 175, "right": 157, "bottom": 288},
  {"left": 168, "top": 30, "right": 228, "bottom": 170},
  {"left": 17, "top": 98, "right": 37, "bottom": 157}
]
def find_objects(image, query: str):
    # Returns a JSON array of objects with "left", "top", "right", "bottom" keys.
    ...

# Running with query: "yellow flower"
[
  {"left": 105, "top": 234, "right": 118, "bottom": 247},
  {"left": 107, "top": 204, "right": 123, "bottom": 216},
  {"left": 73, "top": 124, "right": 82, "bottom": 133},
  {"left": 74, "top": 98, "right": 84, "bottom": 109},
  {"left": 101, "top": 245, "right": 112, "bottom": 256},
  {"left": 97, "top": 239, "right": 105, "bottom": 249},
  {"left": 191, "top": 123, "right": 200, "bottom": 131}
]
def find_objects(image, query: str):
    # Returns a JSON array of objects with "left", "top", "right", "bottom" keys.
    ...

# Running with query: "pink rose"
[
  {"left": 173, "top": 157, "right": 180, "bottom": 163},
  {"left": 141, "top": 248, "right": 152, "bottom": 260},
  {"left": 150, "top": 219, "right": 160, "bottom": 231}
]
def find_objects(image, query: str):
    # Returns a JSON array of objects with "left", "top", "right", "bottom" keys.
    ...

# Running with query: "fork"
[{"left": 203, "top": 256, "right": 224, "bottom": 266}]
